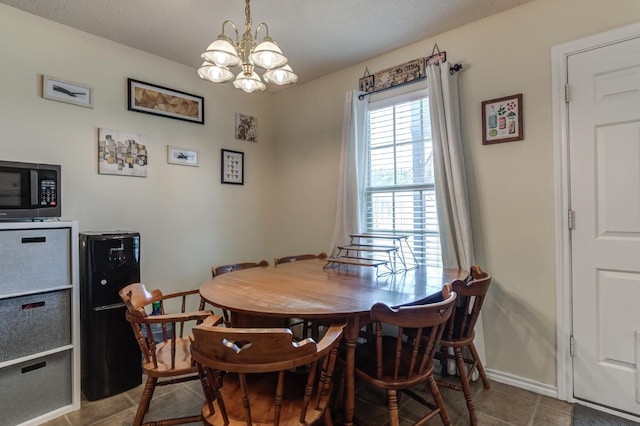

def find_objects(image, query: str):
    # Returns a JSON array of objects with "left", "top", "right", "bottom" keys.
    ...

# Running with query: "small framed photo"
[
  {"left": 128, "top": 78, "right": 204, "bottom": 124},
  {"left": 42, "top": 75, "right": 93, "bottom": 108},
  {"left": 482, "top": 93, "right": 523, "bottom": 145},
  {"left": 167, "top": 145, "right": 199, "bottom": 167},
  {"left": 221, "top": 149, "right": 244, "bottom": 185},
  {"left": 426, "top": 51, "right": 446, "bottom": 66},
  {"left": 235, "top": 113, "right": 257, "bottom": 142},
  {"left": 359, "top": 75, "right": 374, "bottom": 93}
]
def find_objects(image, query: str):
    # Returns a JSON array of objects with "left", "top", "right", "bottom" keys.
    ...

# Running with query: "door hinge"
[
  {"left": 568, "top": 210, "right": 575, "bottom": 230},
  {"left": 565, "top": 84, "right": 571, "bottom": 103},
  {"left": 570, "top": 335, "right": 575, "bottom": 357}
]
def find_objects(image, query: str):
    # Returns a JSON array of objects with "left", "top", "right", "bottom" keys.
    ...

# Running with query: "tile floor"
[
  {"left": 42, "top": 373, "right": 574, "bottom": 426},
  {"left": 351, "top": 375, "right": 574, "bottom": 426}
]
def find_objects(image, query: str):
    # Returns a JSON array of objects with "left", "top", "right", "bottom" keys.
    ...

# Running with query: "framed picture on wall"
[
  {"left": 221, "top": 149, "right": 244, "bottom": 185},
  {"left": 359, "top": 74, "right": 374, "bottom": 93},
  {"left": 42, "top": 75, "right": 94, "bottom": 108},
  {"left": 167, "top": 145, "right": 199, "bottom": 166},
  {"left": 235, "top": 113, "right": 257, "bottom": 142},
  {"left": 128, "top": 78, "right": 204, "bottom": 124},
  {"left": 482, "top": 93, "right": 523, "bottom": 145},
  {"left": 98, "top": 128, "right": 148, "bottom": 177}
]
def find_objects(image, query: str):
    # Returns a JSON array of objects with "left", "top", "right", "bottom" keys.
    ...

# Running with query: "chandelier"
[{"left": 197, "top": 0, "right": 298, "bottom": 93}]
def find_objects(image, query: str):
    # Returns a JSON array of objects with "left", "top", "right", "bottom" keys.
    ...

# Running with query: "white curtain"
[
  {"left": 428, "top": 62, "right": 474, "bottom": 271},
  {"left": 329, "top": 90, "right": 368, "bottom": 255},
  {"left": 428, "top": 61, "right": 486, "bottom": 373}
]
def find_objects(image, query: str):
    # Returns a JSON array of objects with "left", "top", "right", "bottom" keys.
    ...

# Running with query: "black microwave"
[{"left": 0, "top": 160, "right": 61, "bottom": 220}]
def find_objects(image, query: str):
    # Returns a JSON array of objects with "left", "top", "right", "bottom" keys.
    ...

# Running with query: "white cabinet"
[{"left": 0, "top": 221, "right": 80, "bottom": 426}]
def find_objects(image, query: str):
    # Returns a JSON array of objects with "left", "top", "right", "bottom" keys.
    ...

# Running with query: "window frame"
[{"left": 364, "top": 89, "right": 441, "bottom": 267}]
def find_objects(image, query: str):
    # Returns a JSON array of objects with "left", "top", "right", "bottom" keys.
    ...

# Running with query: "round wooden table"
[{"left": 199, "top": 258, "right": 465, "bottom": 426}]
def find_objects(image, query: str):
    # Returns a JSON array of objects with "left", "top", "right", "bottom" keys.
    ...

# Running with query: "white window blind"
[{"left": 366, "top": 93, "right": 441, "bottom": 267}]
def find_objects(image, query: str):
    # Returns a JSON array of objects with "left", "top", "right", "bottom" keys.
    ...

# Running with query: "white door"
[{"left": 570, "top": 35, "right": 640, "bottom": 415}]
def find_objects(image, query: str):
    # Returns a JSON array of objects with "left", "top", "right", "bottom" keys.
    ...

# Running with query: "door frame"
[{"left": 552, "top": 22, "right": 640, "bottom": 404}]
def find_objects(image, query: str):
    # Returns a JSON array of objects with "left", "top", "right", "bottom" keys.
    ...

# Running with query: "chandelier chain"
[{"left": 244, "top": 0, "right": 252, "bottom": 35}]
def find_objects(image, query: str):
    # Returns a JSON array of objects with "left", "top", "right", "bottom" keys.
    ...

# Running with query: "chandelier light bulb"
[
  {"left": 197, "top": 62, "right": 234, "bottom": 83},
  {"left": 249, "top": 38, "right": 287, "bottom": 70},
  {"left": 201, "top": 37, "right": 241, "bottom": 68},
  {"left": 263, "top": 65, "right": 298, "bottom": 85},
  {"left": 233, "top": 70, "right": 266, "bottom": 93}
]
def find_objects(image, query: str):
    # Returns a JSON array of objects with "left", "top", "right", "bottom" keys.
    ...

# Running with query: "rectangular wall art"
[
  {"left": 128, "top": 78, "right": 204, "bottom": 124},
  {"left": 167, "top": 145, "right": 198, "bottom": 167},
  {"left": 221, "top": 149, "right": 244, "bottom": 185},
  {"left": 98, "top": 128, "right": 148, "bottom": 177},
  {"left": 235, "top": 113, "right": 257, "bottom": 142},
  {"left": 42, "top": 75, "right": 93, "bottom": 108},
  {"left": 373, "top": 58, "right": 425, "bottom": 92},
  {"left": 482, "top": 93, "right": 523, "bottom": 145}
]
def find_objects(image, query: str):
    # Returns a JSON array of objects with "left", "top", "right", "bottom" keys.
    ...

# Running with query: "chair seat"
[
  {"left": 353, "top": 337, "right": 435, "bottom": 390},
  {"left": 202, "top": 372, "right": 326, "bottom": 425},
  {"left": 438, "top": 329, "right": 476, "bottom": 348},
  {"left": 142, "top": 337, "right": 196, "bottom": 376}
]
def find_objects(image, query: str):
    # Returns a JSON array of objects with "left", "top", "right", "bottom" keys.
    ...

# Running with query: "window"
[{"left": 365, "top": 92, "right": 441, "bottom": 267}]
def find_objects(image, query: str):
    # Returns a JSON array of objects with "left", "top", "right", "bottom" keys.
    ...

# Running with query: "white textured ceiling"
[{"left": 1, "top": 0, "right": 534, "bottom": 87}]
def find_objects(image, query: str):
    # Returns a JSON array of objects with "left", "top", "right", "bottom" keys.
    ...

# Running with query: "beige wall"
[
  {"left": 2, "top": 0, "right": 640, "bottom": 390},
  {"left": 0, "top": 4, "right": 278, "bottom": 295},
  {"left": 271, "top": 0, "right": 640, "bottom": 387}
]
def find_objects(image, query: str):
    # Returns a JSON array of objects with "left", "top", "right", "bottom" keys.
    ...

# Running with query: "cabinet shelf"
[
  {"left": 0, "top": 344, "right": 74, "bottom": 369},
  {"left": 0, "top": 284, "right": 74, "bottom": 301}
]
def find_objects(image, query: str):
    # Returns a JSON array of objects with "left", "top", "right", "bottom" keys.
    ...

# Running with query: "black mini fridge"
[{"left": 80, "top": 231, "right": 142, "bottom": 401}]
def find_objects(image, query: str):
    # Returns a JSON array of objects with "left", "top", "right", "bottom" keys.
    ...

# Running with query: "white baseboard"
[{"left": 485, "top": 368, "right": 559, "bottom": 399}]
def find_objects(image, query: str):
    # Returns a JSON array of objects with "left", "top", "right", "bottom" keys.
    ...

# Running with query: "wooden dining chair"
[
  {"left": 210, "top": 259, "right": 269, "bottom": 327},
  {"left": 273, "top": 252, "right": 328, "bottom": 264},
  {"left": 211, "top": 259, "right": 269, "bottom": 277},
  {"left": 119, "top": 283, "right": 223, "bottom": 426},
  {"left": 273, "top": 252, "right": 328, "bottom": 339},
  {"left": 344, "top": 289, "right": 457, "bottom": 426},
  {"left": 190, "top": 321, "right": 346, "bottom": 425},
  {"left": 435, "top": 265, "right": 492, "bottom": 426}
]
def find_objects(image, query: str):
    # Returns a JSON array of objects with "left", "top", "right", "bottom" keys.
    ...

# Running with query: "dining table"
[{"left": 199, "top": 258, "right": 466, "bottom": 426}]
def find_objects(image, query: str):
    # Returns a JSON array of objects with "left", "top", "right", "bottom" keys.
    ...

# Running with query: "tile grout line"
[
  {"left": 527, "top": 395, "right": 542, "bottom": 426},
  {"left": 86, "top": 390, "right": 138, "bottom": 426},
  {"left": 182, "top": 381, "right": 205, "bottom": 399}
]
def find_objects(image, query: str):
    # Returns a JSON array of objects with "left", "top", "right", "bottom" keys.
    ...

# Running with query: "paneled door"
[{"left": 569, "top": 35, "right": 640, "bottom": 415}]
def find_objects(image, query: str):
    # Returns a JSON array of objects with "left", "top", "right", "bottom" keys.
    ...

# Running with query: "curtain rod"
[{"left": 449, "top": 63, "right": 463, "bottom": 75}]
